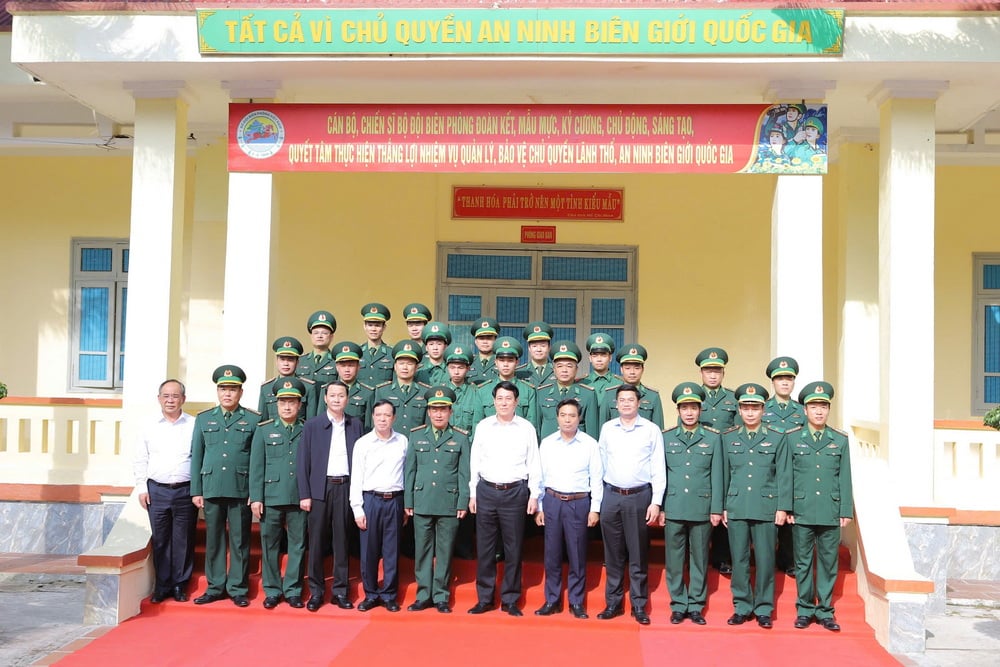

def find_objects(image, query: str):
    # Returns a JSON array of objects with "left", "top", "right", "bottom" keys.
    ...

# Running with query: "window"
[
  {"left": 973, "top": 254, "right": 1000, "bottom": 413},
  {"left": 70, "top": 239, "right": 128, "bottom": 390},
  {"left": 437, "top": 244, "right": 636, "bottom": 373}
]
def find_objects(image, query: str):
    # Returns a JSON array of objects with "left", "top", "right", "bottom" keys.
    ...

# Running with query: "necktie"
[
  {"left": 370, "top": 346, "right": 377, "bottom": 356},
  {"left": 402, "top": 385, "right": 410, "bottom": 396},
  {"left": 286, "top": 424, "right": 294, "bottom": 436},
  {"left": 559, "top": 387, "right": 568, "bottom": 396},
  {"left": 686, "top": 430, "right": 694, "bottom": 441},
  {"left": 223, "top": 411, "right": 232, "bottom": 421},
  {"left": 315, "top": 354, "right": 322, "bottom": 365},
  {"left": 779, "top": 402, "right": 788, "bottom": 410},
  {"left": 710, "top": 390, "right": 718, "bottom": 399},
  {"left": 748, "top": 431, "right": 756, "bottom": 442},
  {"left": 536, "top": 366, "right": 543, "bottom": 377},
  {"left": 433, "top": 429, "right": 442, "bottom": 442},
  {"left": 813, "top": 430, "right": 823, "bottom": 442}
]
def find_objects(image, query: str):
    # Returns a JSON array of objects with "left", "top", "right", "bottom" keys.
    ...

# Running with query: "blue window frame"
[{"left": 72, "top": 240, "right": 128, "bottom": 390}]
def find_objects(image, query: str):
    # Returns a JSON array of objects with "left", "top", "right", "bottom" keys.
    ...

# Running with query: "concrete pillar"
[
  {"left": 871, "top": 80, "right": 947, "bottom": 504},
  {"left": 120, "top": 81, "right": 189, "bottom": 416}
]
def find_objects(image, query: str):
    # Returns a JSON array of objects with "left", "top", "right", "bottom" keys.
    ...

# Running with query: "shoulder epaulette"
[
  {"left": 538, "top": 382, "right": 555, "bottom": 391},
  {"left": 375, "top": 381, "right": 392, "bottom": 389},
  {"left": 261, "top": 377, "right": 276, "bottom": 386},
  {"left": 417, "top": 381, "right": 431, "bottom": 388},
  {"left": 644, "top": 385, "right": 659, "bottom": 393},
  {"left": 613, "top": 374, "right": 624, "bottom": 381},
  {"left": 244, "top": 408, "right": 261, "bottom": 415},
  {"left": 197, "top": 407, "right": 215, "bottom": 416},
  {"left": 784, "top": 426, "right": 804, "bottom": 435},
  {"left": 410, "top": 424, "right": 429, "bottom": 433},
  {"left": 705, "top": 426, "right": 721, "bottom": 434},
  {"left": 357, "top": 382, "right": 375, "bottom": 391},
  {"left": 301, "top": 377, "right": 317, "bottom": 385},
  {"left": 577, "top": 383, "right": 594, "bottom": 391},
  {"left": 829, "top": 426, "right": 848, "bottom": 437},
  {"left": 453, "top": 426, "right": 469, "bottom": 436},
  {"left": 603, "top": 385, "right": 618, "bottom": 394},
  {"left": 258, "top": 419, "right": 275, "bottom": 427}
]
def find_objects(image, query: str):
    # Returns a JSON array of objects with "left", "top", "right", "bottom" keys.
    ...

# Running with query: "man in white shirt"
[
  {"left": 467, "top": 381, "right": 542, "bottom": 617},
  {"left": 350, "top": 399, "right": 408, "bottom": 612},
  {"left": 535, "top": 397, "right": 603, "bottom": 619},
  {"left": 133, "top": 379, "right": 196, "bottom": 603},
  {"left": 597, "top": 384, "right": 666, "bottom": 625}
]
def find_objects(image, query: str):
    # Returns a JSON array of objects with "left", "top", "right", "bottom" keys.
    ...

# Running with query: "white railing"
[
  {"left": 851, "top": 419, "right": 885, "bottom": 461},
  {"left": 933, "top": 424, "right": 1000, "bottom": 510}
]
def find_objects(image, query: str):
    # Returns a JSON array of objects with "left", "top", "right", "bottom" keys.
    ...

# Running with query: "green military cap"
[
  {"left": 494, "top": 336, "right": 523, "bottom": 358},
  {"left": 272, "top": 336, "right": 304, "bottom": 357},
  {"left": 803, "top": 116, "right": 824, "bottom": 133},
  {"left": 789, "top": 103, "right": 807, "bottom": 115},
  {"left": 213, "top": 364, "right": 246, "bottom": 386},
  {"left": 672, "top": 382, "right": 706, "bottom": 404},
  {"left": 392, "top": 340, "right": 423, "bottom": 362},
  {"left": 273, "top": 376, "right": 306, "bottom": 398},
  {"left": 424, "top": 385, "right": 457, "bottom": 406},
  {"left": 523, "top": 321, "right": 554, "bottom": 342},
  {"left": 361, "top": 302, "right": 391, "bottom": 322},
  {"left": 307, "top": 310, "right": 336, "bottom": 332},
  {"left": 695, "top": 347, "right": 729, "bottom": 368},
  {"left": 444, "top": 343, "right": 472, "bottom": 365},
  {"left": 735, "top": 382, "right": 769, "bottom": 404},
  {"left": 333, "top": 341, "right": 362, "bottom": 362},
  {"left": 766, "top": 356, "right": 799, "bottom": 378},
  {"left": 617, "top": 343, "right": 648, "bottom": 364},
  {"left": 471, "top": 317, "right": 499, "bottom": 337},
  {"left": 550, "top": 340, "right": 582, "bottom": 363},
  {"left": 402, "top": 303, "right": 432, "bottom": 322},
  {"left": 799, "top": 381, "right": 835, "bottom": 404},
  {"left": 585, "top": 333, "right": 616, "bottom": 354},
  {"left": 422, "top": 321, "right": 452, "bottom": 344}
]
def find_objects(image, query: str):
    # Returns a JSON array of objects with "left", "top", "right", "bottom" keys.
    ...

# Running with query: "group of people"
[{"left": 132, "top": 301, "right": 853, "bottom": 631}]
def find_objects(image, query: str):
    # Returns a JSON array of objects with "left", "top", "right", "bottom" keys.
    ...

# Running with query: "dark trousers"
[
  {"left": 729, "top": 519, "right": 777, "bottom": 616},
  {"left": 146, "top": 481, "right": 196, "bottom": 594},
  {"left": 542, "top": 493, "right": 590, "bottom": 606},
  {"left": 664, "top": 519, "right": 711, "bottom": 614},
  {"left": 202, "top": 497, "right": 251, "bottom": 597},
  {"left": 792, "top": 523, "right": 841, "bottom": 620},
  {"left": 475, "top": 480, "right": 529, "bottom": 606},
  {"left": 710, "top": 523, "right": 732, "bottom": 566},
  {"left": 306, "top": 478, "right": 352, "bottom": 600},
  {"left": 260, "top": 504, "right": 307, "bottom": 598},
  {"left": 413, "top": 514, "right": 459, "bottom": 604},
  {"left": 600, "top": 484, "right": 652, "bottom": 611},
  {"left": 359, "top": 492, "right": 404, "bottom": 601}
]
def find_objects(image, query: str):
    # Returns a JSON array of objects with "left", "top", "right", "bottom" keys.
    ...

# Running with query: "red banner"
[
  {"left": 228, "top": 103, "right": 828, "bottom": 174},
  {"left": 454, "top": 187, "right": 623, "bottom": 221}
]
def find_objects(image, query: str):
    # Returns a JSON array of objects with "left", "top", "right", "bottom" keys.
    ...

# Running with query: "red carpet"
[{"left": 57, "top": 536, "right": 900, "bottom": 667}]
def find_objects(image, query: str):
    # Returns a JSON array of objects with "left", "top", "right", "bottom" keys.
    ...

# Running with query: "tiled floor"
[
  {"left": 947, "top": 578, "right": 1000, "bottom": 605},
  {"left": 28, "top": 627, "right": 114, "bottom": 666}
]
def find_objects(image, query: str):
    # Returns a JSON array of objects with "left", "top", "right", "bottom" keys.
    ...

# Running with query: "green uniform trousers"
[
  {"left": 728, "top": 519, "right": 777, "bottom": 616},
  {"left": 664, "top": 519, "right": 712, "bottom": 614},
  {"left": 413, "top": 513, "right": 460, "bottom": 605},
  {"left": 202, "top": 498, "right": 251, "bottom": 597},
  {"left": 260, "top": 504, "right": 307, "bottom": 598},
  {"left": 792, "top": 522, "right": 841, "bottom": 619}
]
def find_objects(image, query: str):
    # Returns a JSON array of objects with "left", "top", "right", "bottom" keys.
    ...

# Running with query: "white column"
[
  {"left": 871, "top": 80, "right": 947, "bottom": 505},
  {"left": 220, "top": 81, "right": 282, "bottom": 391},
  {"left": 120, "top": 81, "right": 189, "bottom": 415},
  {"left": 771, "top": 175, "right": 824, "bottom": 384}
]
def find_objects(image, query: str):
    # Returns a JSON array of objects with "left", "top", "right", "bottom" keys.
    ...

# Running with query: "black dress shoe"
[
  {"left": 384, "top": 600, "right": 401, "bottom": 612},
  {"left": 818, "top": 617, "right": 841, "bottom": 632},
  {"left": 263, "top": 596, "right": 282, "bottom": 609},
  {"left": 688, "top": 611, "right": 707, "bottom": 625},
  {"left": 306, "top": 597, "right": 323, "bottom": 612},
  {"left": 436, "top": 602, "right": 452, "bottom": 614},
  {"left": 231, "top": 595, "right": 250, "bottom": 608},
  {"left": 408, "top": 599, "right": 434, "bottom": 611},
  {"left": 332, "top": 595, "right": 354, "bottom": 609},
  {"left": 632, "top": 608, "right": 651, "bottom": 625},
  {"left": 569, "top": 604, "right": 588, "bottom": 619},
  {"left": 287, "top": 596, "right": 304, "bottom": 609},
  {"left": 358, "top": 598, "right": 382, "bottom": 612},
  {"left": 172, "top": 586, "right": 189, "bottom": 602},
  {"left": 597, "top": 605, "right": 624, "bottom": 620},
  {"left": 785, "top": 567, "right": 797, "bottom": 577},
  {"left": 467, "top": 602, "right": 495, "bottom": 614},
  {"left": 501, "top": 603, "right": 523, "bottom": 617},
  {"left": 757, "top": 615, "right": 773, "bottom": 629},
  {"left": 718, "top": 562, "right": 733, "bottom": 576},
  {"left": 534, "top": 602, "right": 562, "bottom": 616},
  {"left": 193, "top": 592, "right": 225, "bottom": 605},
  {"left": 794, "top": 615, "right": 813, "bottom": 629},
  {"left": 727, "top": 613, "right": 752, "bottom": 626},
  {"left": 150, "top": 590, "right": 168, "bottom": 604},
  {"left": 670, "top": 611, "right": 686, "bottom": 624}
]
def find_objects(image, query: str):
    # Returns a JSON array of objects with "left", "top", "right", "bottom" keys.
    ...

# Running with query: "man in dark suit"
[{"left": 297, "top": 380, "right": 364, "bottom": 612}]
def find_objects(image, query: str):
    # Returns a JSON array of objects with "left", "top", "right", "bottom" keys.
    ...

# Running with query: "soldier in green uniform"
[
  {"left": 579, "top": 333, "right": 618, "bottom": 399},
  {"left": 444, "top": 343, "right": 483, "bottom": 436},
  {"left": 259, "top": 336, "right": 319, "bottom": 422},
  {"left": 474, "top": 336, "right": 539, "bottom": 433},
  {"left": 373, "top": 340, "right": 429, "bottom": 438},
  {"left": 250, "top": 377, "right": 308, "bottom": 609},
  {"left": 721, "top": 382, "right": 792, "bottom": 629},
  {"left": 536, "top": 341, "right": 599, "bottom": 439},
  {"left": 416, "top": 321, "right": 451, "bottom": 386},
  {"left": 295, "top": 310, "right": 339, "bottom": 388},
  {"left": 517, "top": 321, "right": 555, "bottom": 388},
  {"left": 404, "top": 386, "right": 471, "bottom": 613},
  {"left": 191, "top": 365, "right": 261, "bottom": 607},
  {"left": 358, "top": 302, "right": 394, "bottom": 387},
  {"left": 402, "top": 302, "right": 432, "bottom": 345},
  {"left": 661, "top": 382, "right": 722, "bottom": 626},
  {"left": 332, "top": 340, "right": 375, "bottom": 433},
  {"left": 466, "top": 318, "right": 499, "bottom": 386},
  {"left": 598, "top": 344, "right": 664, "bottom": 429},
  {"left": 788, "top": 381, "right": 853, "bottom": 632}
]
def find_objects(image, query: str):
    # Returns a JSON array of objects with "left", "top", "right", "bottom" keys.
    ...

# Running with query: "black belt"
[
  {"left": 545, "top": 488, "right": 590, "bottom": 501},
  {"left": 606, "top": 483, "right": 651, "bottom": 496},
  {"left": 364, "top": 490, "right": 403, "bottom": 499},
  {"left": 481, "top": 479, "right": 525, "bottom": 491},
  {"left": 149, "top": 479, "right": 190, "bottom": 490},
  {"left": 326, "top": 475, "right": 349, "bottom": 484}
]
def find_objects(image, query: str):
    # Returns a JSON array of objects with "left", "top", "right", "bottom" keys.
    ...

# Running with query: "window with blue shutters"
[
  {"left": 71, "top": 240, "right": 128, "bottom": 390},
  {"left": 974, "top": 255, "right": 1000, "bottom": 413}
]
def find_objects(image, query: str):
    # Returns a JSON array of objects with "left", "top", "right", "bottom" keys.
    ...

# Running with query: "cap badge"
[
  {"left": 709, "top": 352, "right": 719, "bottom": 360},
  {"left": 747, "top": 386, "right": 756, "bottom": 395},
  {"left": 595, "top": 336, "right": 604, "bottom": 343},
  {"left": 410, "top": 307, "right": 418, "bottom": 314},
  {"left": 455, "top": 346, "right": 463, "bottom": 354},
  {"left": 559, "top": 344, "right": 568, "bottom": 352},
  {"left": 481, "top": 321, "right": 489, "bottom": 328},
  {"left": 501, "top": 341, "right": 511, "bottom": 349},
  {"left": 431, "top": 325, "right": 440, "bottom": 332},
  {"left": 533, "top": 326, "right": 541, "bottom": 333},
  {"left": 435, "top": 390, "right": 444, "bottom": 398},
  {"left": 404, "top": 343, "right": 412, "bottom": 351},
  {"left": 682, "top": 386, "right": 692, "bottom": 395},
  {"left": 282, "top": 341, "right": 292, "bottom": 348},
  {"left": 342, "top": 345, "right": 350, "bottom": 352},
  {"left": 629, "top": 348, "right": 637, "bottom": 355},
  {"left": 815, "top": 385, "right": 825, "bottom": 394},
  {"left": 779, "top": 360, "right": 788, "bottom": 368},
  {"left": 223, "top": 369, "right": 233, "bottom": 377},
  {"left": 318, "top": 314, "right": 327, "bottom": 322},
  {"left": 283, "top": 381, "right": 292, "bottom": 389},
  {"left": 370, "top": 306, "right": 378, "bottom": 314}
]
